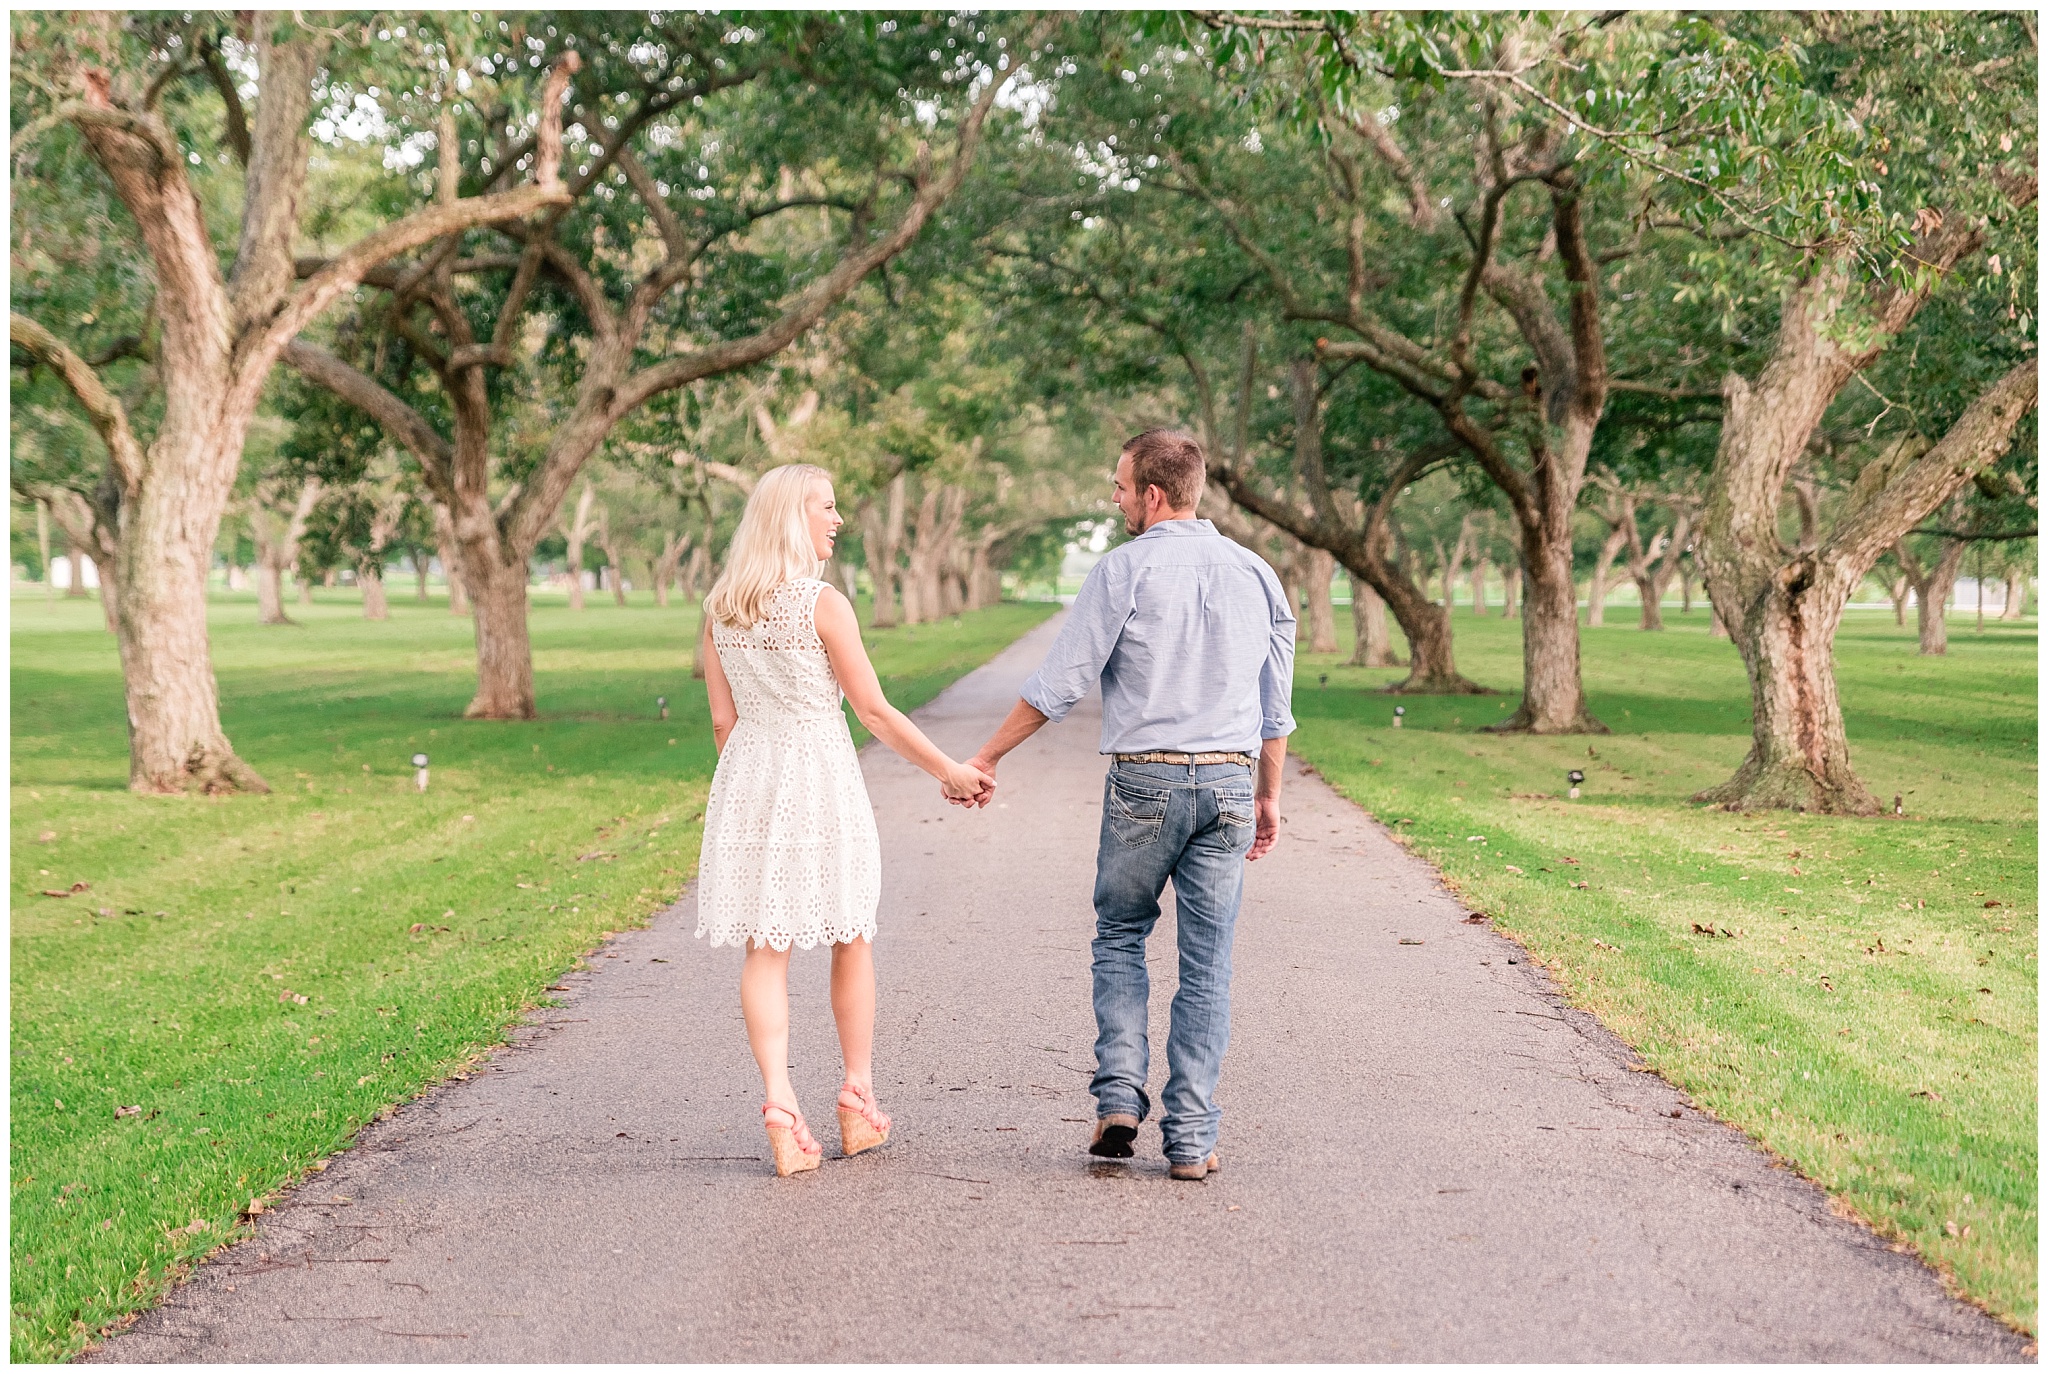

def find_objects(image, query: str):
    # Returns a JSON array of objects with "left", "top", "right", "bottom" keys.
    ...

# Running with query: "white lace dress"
[{"left": 695, "top": 578, "right": 882, "bottom": 951}]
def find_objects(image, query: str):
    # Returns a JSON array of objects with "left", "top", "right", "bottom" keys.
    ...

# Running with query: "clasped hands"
[{"left": 939, "top": 754, "right": 998, "bottom": 809}]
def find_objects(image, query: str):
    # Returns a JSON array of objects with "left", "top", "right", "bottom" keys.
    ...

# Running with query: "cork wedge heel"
[
  {"left": 762, "top": 1103, "right": 822, "bottom": 1177},
  {"left": 836, "top": 1082, "right": 892, "bottom": 1157}
]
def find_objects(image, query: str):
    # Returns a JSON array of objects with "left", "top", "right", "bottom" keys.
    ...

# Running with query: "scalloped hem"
[{"left": 696, "top": 925, "right": 877, "bottom": 952}]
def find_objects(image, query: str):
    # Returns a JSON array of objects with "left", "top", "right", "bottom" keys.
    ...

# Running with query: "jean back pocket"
[{"left": 1107, "top": 775, "right": 1170, "bottom": 848}]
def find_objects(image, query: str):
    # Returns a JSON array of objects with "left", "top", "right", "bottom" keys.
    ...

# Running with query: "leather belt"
[{"left": 1115, "top": 750, "right": 1257, "bottom": 768}]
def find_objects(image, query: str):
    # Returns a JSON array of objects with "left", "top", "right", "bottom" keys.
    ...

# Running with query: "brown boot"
[
  {"left": 1168, "top": 1152, "right": 1220, "bottom": 1181},
  {"left": 1088, "top": 1113, "right": 1140, "bottom": 1159}
]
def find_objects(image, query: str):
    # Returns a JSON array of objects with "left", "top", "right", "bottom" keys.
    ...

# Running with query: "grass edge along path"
[
  {"left": 11, "top": 594, "right": 1055, "bottom": 1363},
  {"left": 1286, "top": 608, "right": 2036, "bottom": 1340}
]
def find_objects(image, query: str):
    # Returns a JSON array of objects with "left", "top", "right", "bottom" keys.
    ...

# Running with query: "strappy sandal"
[
  {"left": 836, "top": 1081, "right": 892, "bottom": 1156},
  {"left": 762, "top": 1102, "right": 822, "bottom": 1176}
]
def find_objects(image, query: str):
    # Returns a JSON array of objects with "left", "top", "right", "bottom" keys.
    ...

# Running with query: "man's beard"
[{"left": 1123, "top": 511, "right": 1142, "bottom": 536}]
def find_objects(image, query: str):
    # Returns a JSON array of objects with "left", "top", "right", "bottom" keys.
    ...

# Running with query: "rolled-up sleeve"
[
  {"left": 1258, "top": 566, "right": 1298, "bottom": 739},
  {"left": 1019, "top": 560, "right": 1131, "bottom": 723}
]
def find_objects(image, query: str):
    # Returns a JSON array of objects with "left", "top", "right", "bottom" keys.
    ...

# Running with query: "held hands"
[
  {"left": 940, "top": 757, "right": 996, "bottom": 806},
  {"left": 941, "top": 754, "right": 997, "bottom": 808}
]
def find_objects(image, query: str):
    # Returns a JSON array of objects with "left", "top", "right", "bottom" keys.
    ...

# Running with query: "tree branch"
[
  {"left": 11, "top": 312, "right": 147, "bottom": 497},
  {"left": 280, "top": 339, "right": 455, "bottom": 496}
]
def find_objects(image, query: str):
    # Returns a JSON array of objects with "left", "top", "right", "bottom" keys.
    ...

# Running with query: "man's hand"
[
  {"left": 1247, "top": 795, "right": 1281, "bottom": 861},
  {"left": 946, "top": 753, "right": 998, "bottom": 808}
]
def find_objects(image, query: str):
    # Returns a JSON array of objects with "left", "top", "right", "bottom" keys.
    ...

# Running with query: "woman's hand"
[{"left": 940, "top": 758, "right": 995, "bottom": 803}]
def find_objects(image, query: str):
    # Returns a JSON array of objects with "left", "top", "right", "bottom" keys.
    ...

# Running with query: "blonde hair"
[{"left": 704, "top": 463, "right": 832, "bottom": 629}]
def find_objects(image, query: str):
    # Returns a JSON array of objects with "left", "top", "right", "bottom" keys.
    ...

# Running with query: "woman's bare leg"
[
  {"left": 740, "top": 943, "right": 797, "bottom": 1109},
  {"left": 830, "top": 936, "right": 877, "bottom": 1095}
]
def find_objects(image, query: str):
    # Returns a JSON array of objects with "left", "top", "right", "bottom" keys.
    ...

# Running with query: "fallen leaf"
[
  {"left": 1562, "top": 857, "right": 1580, "bottom": 865},
  {"left": 1912, "top": 1089, "right": 1943, "bottom": 1102},
  {"left": 1945, "top": 1220, "right": 1961, "bottom": 1238},
  {"left": 1592, "top": 938, "right": 1622, "bottom": 952},
  {"left": 37, "top": 830, "right": 56, "bottom": 843},
  {"left": 1398, "top": 938, "right": 1424, "bottom": 946},
  {"left": 1977, "top": 987, "right": 1993, "bottom": 996},
  {"left": 113, "top": 1105, "right": 141, "bottom": 1118},
  {"left": 408, "top": 923, "right": 426, "bottom": 934},
  {"left": 1983, "top": 900, "right": 2003, "bottom": 909},
  {"left": 1570, "top": 881, "right": 1588, "bottom": 890},
  {"left": 1503, "top": 864, "right": 1524, "bottom": 875}
]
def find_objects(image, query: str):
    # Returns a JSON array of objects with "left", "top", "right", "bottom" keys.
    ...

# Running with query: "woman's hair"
[{"left": 703, "top": 462, "right": 832, "bottom": 629}]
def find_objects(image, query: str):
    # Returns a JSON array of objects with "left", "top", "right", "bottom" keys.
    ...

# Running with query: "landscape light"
[
  {"left": 1318, "top": 673, "right": 1328, "bottom": 689},
  {"left": 1393, "top": 705, "right": 1406, "bottom": 729},
  {"left": 412, "top": 752, "right": 430, "bottom": 792},
  {"left": 658, "top": 695, "right": 669, "bottom": 721},
  {"left": 1567, "top": 768, "right": 1585, "bottom": 800}
]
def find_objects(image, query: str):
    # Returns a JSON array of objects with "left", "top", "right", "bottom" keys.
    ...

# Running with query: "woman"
[{"left": 696, "top": 462, "right": 990, "bottom": 1176}]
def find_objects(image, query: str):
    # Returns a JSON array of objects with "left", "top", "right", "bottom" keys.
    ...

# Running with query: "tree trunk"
[
  {"left": 37, "top": 499, "right": 54, "bottom": 604},
  {"left": 431, "top": 503, "right": 470, "bottom": 615},
  {"left": 1470, "top": 557, "right": 1488, "bottom": 617},
  {"left": 415, "top": 554, "right": 429, "bottom": 602},
  {"left": 1695, "top": 570, "right": 1876, "bottom": 813},
  {"left": 1501, "top": 561, "right": 1520, "bottom": 618},
  {"left": 1503, "top": 539, "right": 1608, "bottom": 733},
  {"left": 2002, "top": 566, "right": 2028, "bottom": 621},
  {"left": 1885, "top": 572, "right": 1910, "bottom": 624},
  {"left": 1694, "top": 258, "right": 2034, "bottom": 810},
  {"left": 652, "top": 530, "right": 689, "bottom": 609},
  {"left": 1915, "top": 538, "right": 1968, "bottom": 655},
  {"left": 357, "top": 562, "right": 389, "bottom": 620},
  {"left": 1300, "top": 547, "right": 1339, "bottom": 652},
  {"left": 65, "top": 549, "right": 88, "bottom": 598},
  {"left": 111, "top": 442, "right": 270, "bottom": 795},
  {"left": 560, "top": 483, "right": 595, "bottom": 612},
  {"left": 1585, "top": 525, "right": 1627, "bottom": 627},
  {"left": 462, "top": 552, "right": 537, "bottom": 718},
  {"left": 256, "top": 563, "right": 288, "bottom": 624},
  {"left": 97, "top": 567, "right": 120, "bottom": 634},
  {"left": 1679, "top": 562, "right": 1694, "bottom": 614},
  {"left": 861, "top": 473, "right": 905, "bottom": 629},
  {"left": 1347, "top": 579, "right": 1401, "bottom": 667}
]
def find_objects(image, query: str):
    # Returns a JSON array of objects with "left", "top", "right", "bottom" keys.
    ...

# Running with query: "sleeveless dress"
[{"left": 695, "top": 578, "right": 882, "bottom": 950}]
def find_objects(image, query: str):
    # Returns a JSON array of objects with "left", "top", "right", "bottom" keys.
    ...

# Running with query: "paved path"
[{"left": 97, "top": 615, "right": 2027, "bottom": 1362}]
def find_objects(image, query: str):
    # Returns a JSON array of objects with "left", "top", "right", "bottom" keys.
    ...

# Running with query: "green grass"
[
  {"left": 1287, "top": 604, "right": 2037, "bottom": 1335},
  {"left": 9, "top": 589, "right": 1054, "bottom": 1363}
]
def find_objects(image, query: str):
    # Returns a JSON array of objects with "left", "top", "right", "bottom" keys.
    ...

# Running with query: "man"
[{"left": 957, "top": 429, "right": 1296, "bottom": 1180}]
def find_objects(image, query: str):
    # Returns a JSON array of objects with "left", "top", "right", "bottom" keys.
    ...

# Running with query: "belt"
[{"left": 1114, "top": 750, "right": 1257, "bottom": 768}]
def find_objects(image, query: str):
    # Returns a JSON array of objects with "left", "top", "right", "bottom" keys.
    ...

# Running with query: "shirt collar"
[{"left": 1137, "top": 518, "right": 1216, "bottom": 539}]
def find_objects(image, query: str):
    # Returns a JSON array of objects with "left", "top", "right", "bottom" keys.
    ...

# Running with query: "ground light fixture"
[
  {"left": 1393, "top": 705, "right": 1406, "bottom": 729},
  {"left": 1567, "top": 768, "right": 1585, "bottom": 800},
  {"left": 658, "top": 695, "right": 669, "bottom": 720},
  {"left": 413, "top": 752, "right": 430, "bottom": 792}
]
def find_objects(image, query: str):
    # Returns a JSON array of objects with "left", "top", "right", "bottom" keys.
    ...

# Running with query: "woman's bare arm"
[
  {"left": 814, "top": 587, "right": 987, "bottom": 797},
  {"left": 701, "top": 618, "right": 738, "bottom": 755}
]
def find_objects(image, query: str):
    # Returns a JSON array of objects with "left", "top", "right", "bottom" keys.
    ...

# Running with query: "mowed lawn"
[
  {"left": 10, "top": 589, "right": 1055, "bottom": 1363},
  {"left": 1288, "top": 602, "right": 2037, "bottom": 1336}
]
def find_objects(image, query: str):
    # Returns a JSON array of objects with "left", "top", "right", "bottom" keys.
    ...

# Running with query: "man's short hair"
[{"left": 1122, "top": 429, "right": 1205, "bottom": 512}]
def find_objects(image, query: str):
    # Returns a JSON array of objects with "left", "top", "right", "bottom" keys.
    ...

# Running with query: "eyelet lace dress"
[{"left": 696, "top": 578, "right": 882, "bottom": 951}]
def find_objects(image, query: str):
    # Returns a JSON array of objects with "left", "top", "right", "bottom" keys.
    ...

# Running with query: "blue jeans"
[{"left": 1090, "top": 759, "right": 1256, "bottom": 1164}]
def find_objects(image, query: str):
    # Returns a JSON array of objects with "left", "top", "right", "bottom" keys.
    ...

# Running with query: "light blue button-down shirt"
[{"left": 1019, "top": 519, "right": 1298, "bottom": 755}]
